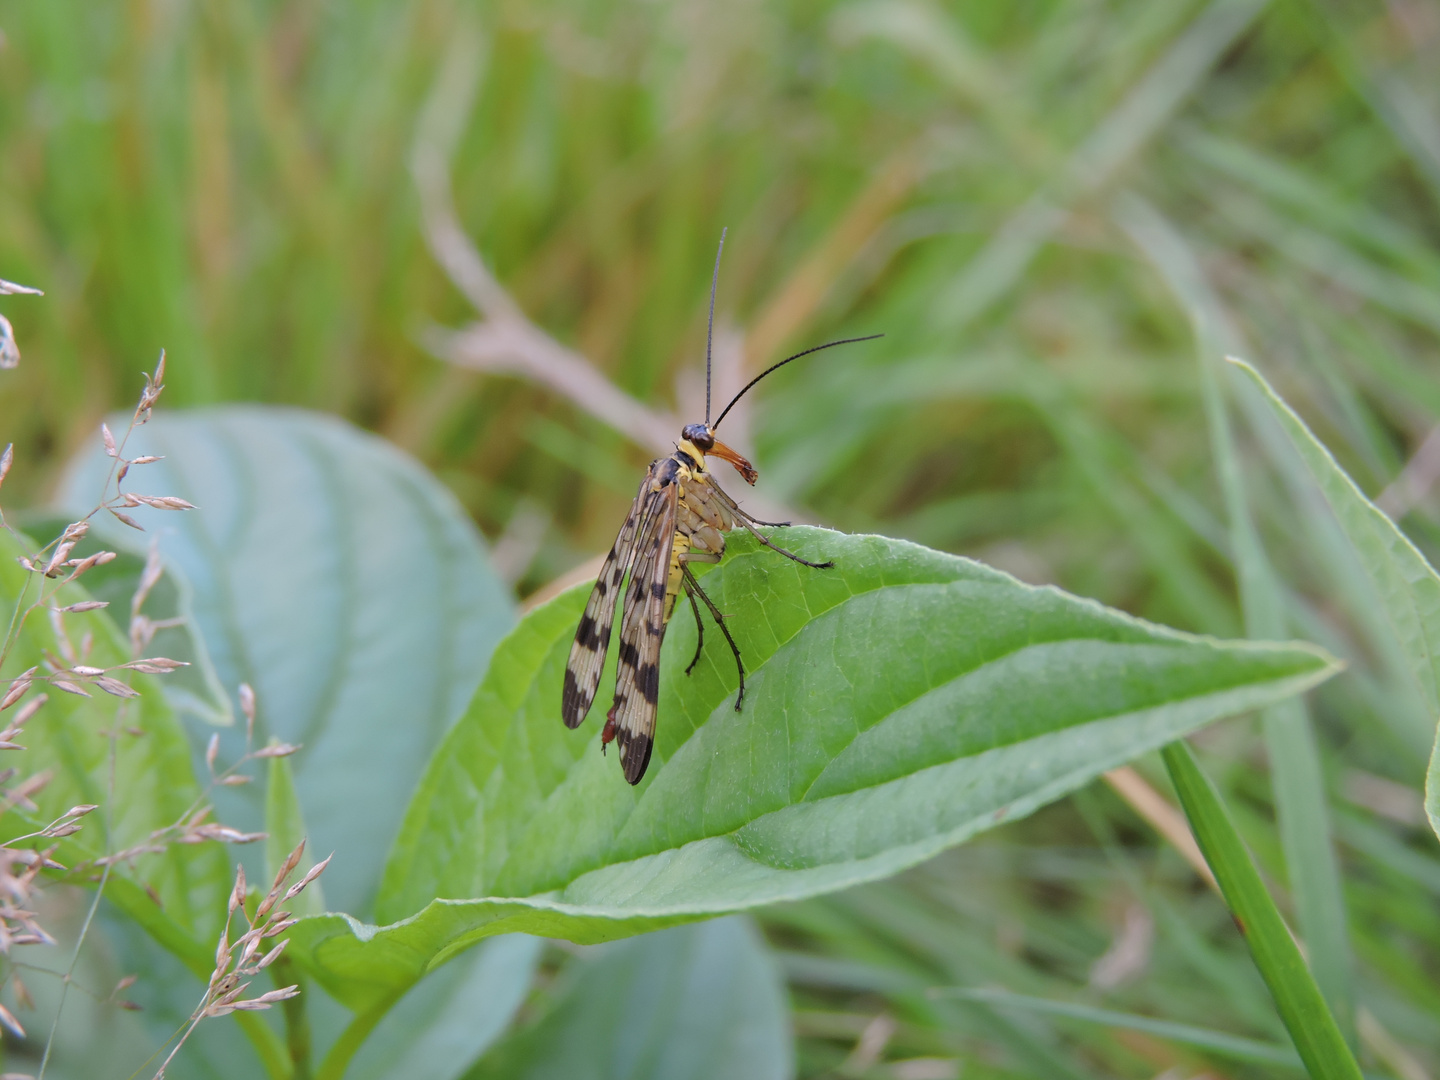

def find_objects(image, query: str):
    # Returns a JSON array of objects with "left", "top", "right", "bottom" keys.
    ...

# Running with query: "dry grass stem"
[
  {"left": 409, "top": 55, "right": 818, "bottom": 564},
  {"left": 1103, "top": 766, "right": 1217, "bottom": 891},
  {"left": 410, "top": 47, "right": 814, "bottom": 541}
]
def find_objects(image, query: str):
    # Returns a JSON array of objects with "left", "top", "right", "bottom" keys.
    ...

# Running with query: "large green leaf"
[
  {"left": 1230, "top": 359, "right": 1440, "bottom": 842},
  {"left": 56, "top": 406, "right": 516, "bottom": 914},
  {"left": 286, "top": 528, "right": 1336, "bottom": 1015},
  {"left": 349, "top": 935, "right": 543, "bottom": 1080},
  {"left": 465, "top": 918, "right": 791, "bottom": 1080}
]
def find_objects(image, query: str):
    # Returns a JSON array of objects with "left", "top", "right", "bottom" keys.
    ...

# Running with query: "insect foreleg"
[
  {"left": 730, "top": 507, "right": 792, "bottom": 528},
  {"left": 735, "top": 515, "right": 834, "bottom": 570},
  {"left": 680, "top": 560, "right": 746, "bottom": 710},
  {"left": 706, "top": 482, "right": 834, "bottom": 569}
]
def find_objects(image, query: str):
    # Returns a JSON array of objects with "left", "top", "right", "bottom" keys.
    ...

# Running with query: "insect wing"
[
  {"left": 610, "top": 481, "right": 679, "bottom": 784},
  {"left": 562, "top": 473, "right": 650, "bottom": 728}
]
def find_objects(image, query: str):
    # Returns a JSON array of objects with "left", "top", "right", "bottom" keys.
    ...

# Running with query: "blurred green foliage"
[{"left": 1, "top": 0, "right": 1438, "bottom": 1076}]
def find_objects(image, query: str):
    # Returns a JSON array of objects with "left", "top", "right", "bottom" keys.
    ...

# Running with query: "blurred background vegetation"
[{"left": 0, "top": 0, "right": 1438, "bottom": 1076}]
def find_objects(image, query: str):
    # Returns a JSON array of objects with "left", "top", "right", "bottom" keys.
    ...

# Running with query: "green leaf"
[
  {"left": 267, "top": 748, "right": 325, "bottom": 917},
  {"left": 55, "top": 406, "right": 517, "bottom": 915},
  {"left": 347, "top": 935, "right": 543, "bottom": 1080},
  {"left": 288, "top": 528, "right": 1336, "bottom": 1013},
  {"left": 1162, "top": 741, "right": 1363, "bottom": 1080},
  {"left": 464, "top": 918, "right": 792, "bottom": 1080},
  {"left": 1229, "top": 359, "right": 1440, "bottom": 842}
]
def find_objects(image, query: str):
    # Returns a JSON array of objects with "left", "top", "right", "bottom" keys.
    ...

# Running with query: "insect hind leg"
[
  {"left": 679, "top": 561, "right": 746, "bottom": 710},
  {"left": 683, "top": 585, "right": 705, "bottom": 675}
]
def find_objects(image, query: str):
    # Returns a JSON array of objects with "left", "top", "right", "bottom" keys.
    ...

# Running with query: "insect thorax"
[{"left": 670, "top": 443, "right": 733, "bottom": 556}]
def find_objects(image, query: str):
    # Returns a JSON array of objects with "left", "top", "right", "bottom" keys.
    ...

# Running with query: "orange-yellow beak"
[{"left": 707, "top": 438, "right": 757, "bottom": 485}]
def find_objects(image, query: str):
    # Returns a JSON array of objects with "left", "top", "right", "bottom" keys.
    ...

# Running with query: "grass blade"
[
  {"left": 939, "top": 987, "right": 1304, "bottom": 1068},
  {"left": 1118, "top": 195, "right": 1354, "bottom": 1038},
  {"left": 1162, "top": 740, "right": 1362, "bottom": 1080},
  {"left": 1229, "top": 358, "right": 1440, "bottom": 842}
]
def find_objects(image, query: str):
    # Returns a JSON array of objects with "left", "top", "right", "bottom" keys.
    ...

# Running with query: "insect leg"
[
  {"left": 730, "top": 507, "right": 791, "bottom": 528},
  {"left": 735, "top": 515, "right": 834, "bottom": 570},
  {"left": 680, "top": 561, "right": 746, "bottom": 710},
  {"left": 683, "top": 583, "right": 705, "bottom": 675},
  {"left": 707, "top": 481, "right": 833, "bottom": 569},
  {"left": 680, "top": 549, "right": 723, "bottom": 674}
]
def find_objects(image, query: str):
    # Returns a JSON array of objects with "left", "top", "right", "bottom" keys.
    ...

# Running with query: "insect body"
[{"left": 561, "top": 232, "right": 881, "bottom": 784}]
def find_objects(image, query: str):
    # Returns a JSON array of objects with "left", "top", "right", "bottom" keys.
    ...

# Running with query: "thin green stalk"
[
  {"left": 316, "top": 990, "right": 406, "bottom": 1080},
  {"left": 273, "top": 950, "right": 312, "bottom": 1078},
  {"left": 1162, "top": 740, "right": 1362, "bottom": 1080}
]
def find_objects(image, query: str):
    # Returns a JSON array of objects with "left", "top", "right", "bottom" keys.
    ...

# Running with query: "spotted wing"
[
  {"left": 562, "top": 472, "right": 651, "bottom": 729},
  {"left": 610, "top": 480, "right": 679, "bottom": 784}
]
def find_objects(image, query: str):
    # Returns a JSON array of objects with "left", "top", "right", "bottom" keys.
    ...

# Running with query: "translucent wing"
[
  {"left": 561, "top": 471, "right": 651, "bottom": 729},
  {"left": 610, "top": 480, "right": 679, "bottom": 784}
]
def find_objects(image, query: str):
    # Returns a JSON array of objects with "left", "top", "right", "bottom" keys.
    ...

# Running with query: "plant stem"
[
  {"left": 274, "top": 955, "right": 313, "bottom": 1080},
  {"left": 315, "top": 991, "right": 405, "bottom": 1080}
]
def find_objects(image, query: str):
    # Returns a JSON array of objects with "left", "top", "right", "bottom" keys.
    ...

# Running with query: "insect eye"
[{"left": 682, "top": 423, "right": 714, "bottom": 450}]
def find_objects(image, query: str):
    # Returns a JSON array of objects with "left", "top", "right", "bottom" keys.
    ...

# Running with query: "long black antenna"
[
  {"left": 713, "top": 333, "right": 884, "bottom": 430},
  {"left": 705, "top": 227, "right": 727, "bottom": 424}
]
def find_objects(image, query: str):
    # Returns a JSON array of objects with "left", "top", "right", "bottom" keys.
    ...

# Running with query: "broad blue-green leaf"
[
  {"left": 56, "top": 406, "right": 516, "bottom": 914},
  {"left": 1230, "top": 359, "right": 1440, "bottom": 842},
  {"left": 351, "top": 935, "right": 543, "bottom": 1080},
  {"left": 286, "top": 528, "right": 1336, "bottom": 1013},
  {"left": 465, "top": 919, "right": 791, "bottom": 1080}
]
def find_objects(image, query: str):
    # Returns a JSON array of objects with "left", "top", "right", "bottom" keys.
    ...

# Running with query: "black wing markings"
[
  {"left": 610, "top": 480, "right": 679, "bottom": 784},
  {"left": 561, "top": 471, "right": 651, "bottom": 729}
]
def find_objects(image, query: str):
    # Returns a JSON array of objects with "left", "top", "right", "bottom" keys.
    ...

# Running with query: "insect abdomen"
[{"left": 663, "top": 531, "right": 687, "bottom": 622}]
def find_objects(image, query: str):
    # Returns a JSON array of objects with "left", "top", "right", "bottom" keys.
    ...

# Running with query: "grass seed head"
[
  {"left": 252, "top": 742, "right": 299, "bottom": 759},
  {"left": 230, "top": 864, "right": 246, "bottom": 915},
  {"left": 0, "top": 675, "right": 33, "bottom": 711},
  {"left": 92, "top": 676, "right": 139, "bottom": 698}
]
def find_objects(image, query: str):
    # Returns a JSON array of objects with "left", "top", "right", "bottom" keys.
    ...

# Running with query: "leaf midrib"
[{"left": 510, "top": 585, "right": 1238, "bottom": 897}]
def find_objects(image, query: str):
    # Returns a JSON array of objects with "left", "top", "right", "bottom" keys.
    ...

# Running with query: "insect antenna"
[
  {"left": 712, "top": 333, "right": 884, "bottom": 429},
  {"left": 705, "top": 227, "right": 726, "bottom": 425}
]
